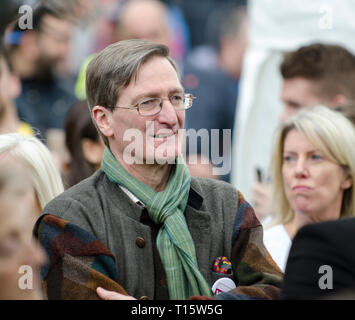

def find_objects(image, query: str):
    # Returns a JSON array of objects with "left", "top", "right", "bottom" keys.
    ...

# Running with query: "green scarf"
[{"left": 101, "top": 147, "right": 212, "bottom": 299}]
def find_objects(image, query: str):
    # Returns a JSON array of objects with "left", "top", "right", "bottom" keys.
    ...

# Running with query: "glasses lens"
[
  {"left": 183, "top": 94, "right": 194, "bottom": 109},
  {"left": 169, "top": 94, "right": 184, "bottom": 107},
  {"left": 138, "top": 98, "right": 161, "bottom": 116}
]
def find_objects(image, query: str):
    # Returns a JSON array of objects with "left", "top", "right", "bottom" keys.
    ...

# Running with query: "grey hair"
[{"left": 85, "top": 39, "right": 180, "bottom": 145}]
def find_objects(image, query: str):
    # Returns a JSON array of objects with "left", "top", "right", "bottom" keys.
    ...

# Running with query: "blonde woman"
[
  {"left": 0, "top": 133, "right": 64, "bottom": 215},
  {"left": 264, "top": 106, "right": 355, "bottom": 271},
  {"left": 0, "top": 168, "right": 47, "bottom": 299}
]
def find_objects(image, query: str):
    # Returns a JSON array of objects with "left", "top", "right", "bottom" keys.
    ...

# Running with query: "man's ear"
[{"left": 92, "top": 106, "right": 114, "bottom": 138}]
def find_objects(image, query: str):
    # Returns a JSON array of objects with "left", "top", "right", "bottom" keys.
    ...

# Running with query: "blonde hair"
[
  {"left": 0, "top": 133, "right": 64, "bottom": 212},
  {"left": 269, "top": 106, "right": 355, "bottom": 226}
]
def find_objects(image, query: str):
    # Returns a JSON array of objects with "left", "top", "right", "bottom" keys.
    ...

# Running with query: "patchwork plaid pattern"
[
  {"left": 191, "top": 191, "right": 283, "bottom": 300},
  {"left": 35, "top": 214, "right": 127, "bottom": 300}
]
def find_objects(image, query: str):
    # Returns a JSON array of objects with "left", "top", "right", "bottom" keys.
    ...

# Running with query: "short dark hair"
[
  {"left": 280, "top": 43, "right": 355, "bottom": 102},
  {"left": 65, "top": 100, "right": 100, "bottom": 188},
  {"left": 5, "top": 5, "right": 72, "bottom": 48},
  {"left": 85, "top": 39, "right": 180, "bottom": 146}
]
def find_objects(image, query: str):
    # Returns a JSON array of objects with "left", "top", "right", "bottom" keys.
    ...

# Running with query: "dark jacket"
[{"left": 281, "top": 218, "right": 355, "bottom": 300}]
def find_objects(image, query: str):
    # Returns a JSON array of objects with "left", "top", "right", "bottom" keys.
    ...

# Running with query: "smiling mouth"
[
  {"left": 153, "top": 130, "right": 179, "bottom": 139},
  {"left": 154, "top": 133, "right": 175, "bottom": 138}
]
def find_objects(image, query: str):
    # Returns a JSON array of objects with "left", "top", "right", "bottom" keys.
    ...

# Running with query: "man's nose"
[{"left": 156, "top": 99, "right": 179, "bottom": 126}]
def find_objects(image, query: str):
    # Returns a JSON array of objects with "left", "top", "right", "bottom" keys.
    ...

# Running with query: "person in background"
[
  {"left": 5, "top": 5, "right": 77, "bottom": 174},
  {"left": 231, "top": 1, "right": 355, "bottom": 215},
  {"left": 0, "top": 133, "right": 64, "bottom": 216},
  {"left": 64, "top": 100, "right": 105, "bottom": 188},
  {"left": 263, "top": 106, "right": 355, "bottom": 271},
  {"left": 279, "top": 43, "right": 355, "bottom": 121},
  {"left": 114, "top": 0, "right": 171, "bottom": 56},
  {"left": 0, "top": 168, "right": 47, "bottom": 300},
  {"left": 251, "top": 43, "right": 355, "bottom": 221},
  {"left": 217, "top": 6, "right": 248, "bottom": 82},
  {"left": 183, "top": 4, "right": 248, "bottom": 182},
  {"left": 5, "top": 5, "right": 77, "bottom": 138},
  {"left": 281, "top": 217, "right": 355, "bottom": 299},
  {"left": 0, "top": 49, "right": 33, "bottom": 135}
]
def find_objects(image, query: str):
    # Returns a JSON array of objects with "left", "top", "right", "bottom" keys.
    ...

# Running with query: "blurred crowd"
[{"left": 0, "top": 0, "right": 355, "bottom": 301}]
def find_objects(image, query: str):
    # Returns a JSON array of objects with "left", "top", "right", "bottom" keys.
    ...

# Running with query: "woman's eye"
[
  {"left": 311, "top": 154, "right": 323, "bottom": 160},
  {"left": 283, "top": 155, "right": 293, "bottom": 162}
]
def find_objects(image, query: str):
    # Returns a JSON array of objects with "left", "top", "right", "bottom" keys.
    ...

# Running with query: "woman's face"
[
  {"left": 0, "top": 154, "right": 42, "bottom": 216},
  {"left": 282, "top": 129, "right": 352, "bottom": 221},
  {"left": 0, "top": 189, "right": 47, "bottom": 299}
]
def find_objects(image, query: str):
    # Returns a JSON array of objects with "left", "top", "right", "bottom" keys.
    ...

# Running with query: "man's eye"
[
  {"left": 140, "top": 98, "right": 159, "bottom": 107},
  {"left": 141, "top": 98, "right": 154, "bottom": 105},
  {"left": 171, "top": 95, "right": 183, "bottom": 101}
]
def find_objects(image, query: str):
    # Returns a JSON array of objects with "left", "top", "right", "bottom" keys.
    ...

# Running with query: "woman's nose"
[
  {"left": 294, "top": 157, "right": 309, "bottom": 177},
  {"left": 26, "top": 238, "right": 48, "bottom": 268}
]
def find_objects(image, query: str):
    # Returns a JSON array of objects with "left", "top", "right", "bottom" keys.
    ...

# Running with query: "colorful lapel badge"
[{"left": 212, "top": 256, "right": 232, "bottom": 274}]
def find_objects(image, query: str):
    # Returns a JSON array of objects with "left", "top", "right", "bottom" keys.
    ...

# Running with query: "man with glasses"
[{"left": 34, "top": 39, "right": 282, "bottom": 300}]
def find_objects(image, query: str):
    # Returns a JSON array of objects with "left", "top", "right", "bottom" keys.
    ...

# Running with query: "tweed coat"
[{"left": 35, "top": 170, "right": 282, "bottom": 300}]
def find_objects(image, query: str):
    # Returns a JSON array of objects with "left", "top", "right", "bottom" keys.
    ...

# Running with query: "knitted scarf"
[{"left": 101, "top": 147, "right": 212, "bottom": 299}]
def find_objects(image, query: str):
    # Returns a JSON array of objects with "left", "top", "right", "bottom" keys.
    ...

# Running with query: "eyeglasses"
[{"left": 113, "top": 93, "right": 196, "bottom": 117}]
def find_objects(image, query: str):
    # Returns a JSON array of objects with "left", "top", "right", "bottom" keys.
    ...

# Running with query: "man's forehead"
[
  {"left": 132, "top": 56, "right": 180, "bottom": 83},
  {"left": 40, "top": 14, "right": 73, "bottom": 34},
  {"left": 282, "top": 77, "right": 322, "bottom": 101},
  {"left": 283, "top": 77, "right": 317, "bottom": 91}
]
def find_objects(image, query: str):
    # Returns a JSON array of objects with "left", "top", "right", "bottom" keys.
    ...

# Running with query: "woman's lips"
[{"left": 292, "top": 185, "right": 312, "bottom": 192}]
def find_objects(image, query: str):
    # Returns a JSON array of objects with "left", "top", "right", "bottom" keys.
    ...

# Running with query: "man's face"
[
  {"left": 116, "top": 0, "right": 170, "bottom": 46},
  {"left": 105, "top": 56, "right": 185, "bottom": 166},
  {"left": 280, "top": 77, "right": 322, "bottom": 122},
  {"left": 36, "top": 14, "right": 73, "bottom": 69}
]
